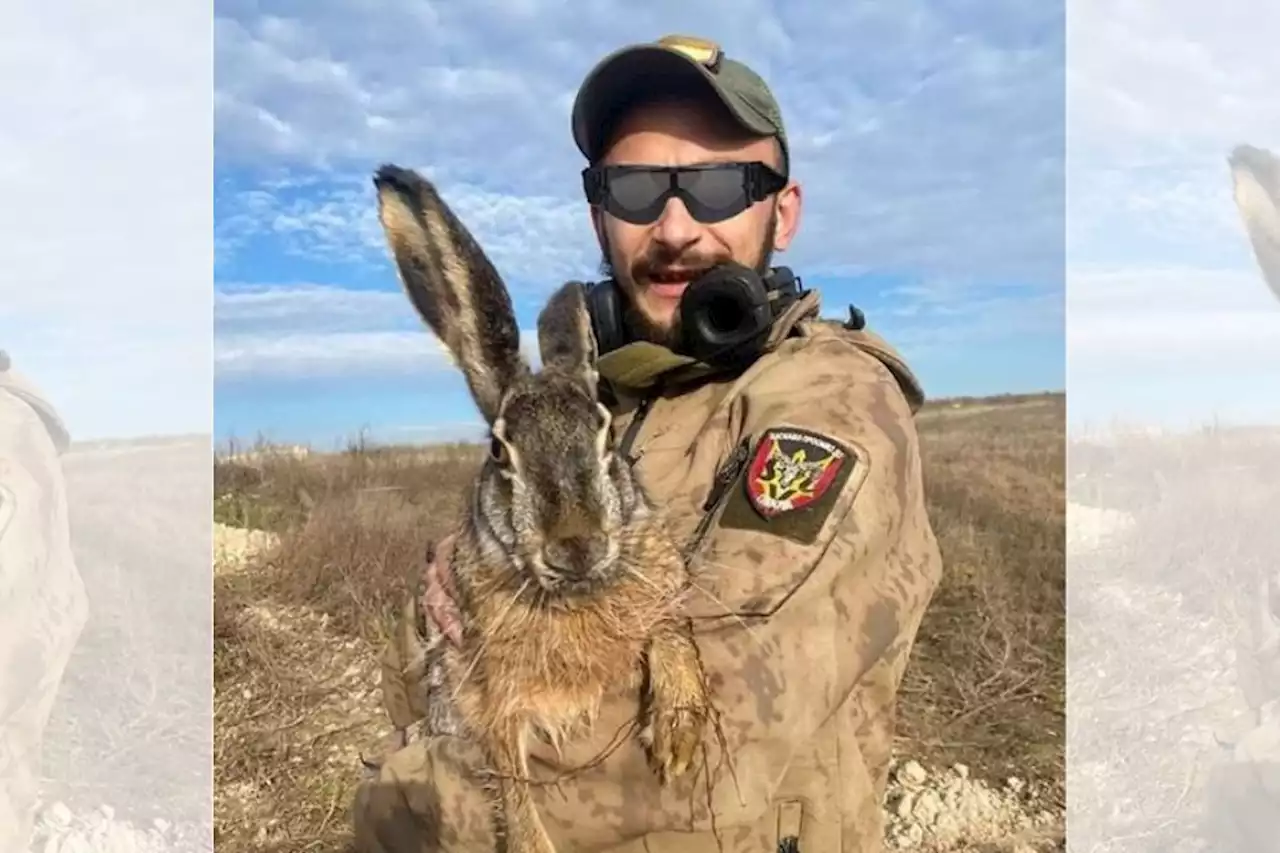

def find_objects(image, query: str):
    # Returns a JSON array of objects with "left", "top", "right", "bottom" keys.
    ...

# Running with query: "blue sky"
[
  {"left": 212, "top": 0, "right": 1067, "bottom": 448},
  {"left": 6, "top": 1, "right": 1275, "bottom": 444}
]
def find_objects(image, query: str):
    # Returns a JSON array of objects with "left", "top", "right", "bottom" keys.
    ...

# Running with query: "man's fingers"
[{"left": 423, "top": 553, "right": 464, "bottom": 647}]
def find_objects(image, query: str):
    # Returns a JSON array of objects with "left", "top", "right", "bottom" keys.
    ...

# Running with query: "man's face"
[{"left": 590, "top": 96, "right": 803, "bottom": 348}]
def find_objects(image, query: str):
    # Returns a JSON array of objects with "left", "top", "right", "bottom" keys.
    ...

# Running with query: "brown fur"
[{"left": 372, "top": 163, "right": 710, "bottom": 853}]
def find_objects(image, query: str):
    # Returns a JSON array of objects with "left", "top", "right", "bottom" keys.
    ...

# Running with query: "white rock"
[
  {"left": 913, "top": 790, "right": 943, "bottom": 826},
  {"left": 933, "top": 812, "right": 961, "bottom": 837},
  {"left": 60, "top": 834, "right": 92, "bottom": 853},
  {"left": 898, "top": 760, "right": 927, "bottom": 786}
]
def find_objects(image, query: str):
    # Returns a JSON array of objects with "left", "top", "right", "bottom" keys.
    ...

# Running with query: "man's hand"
[
  {"left": 420, "top": 533, "right": 463, "bottom": 648},
  {"left": 369, "top": 532, "right": 466, "bottom": 773}
]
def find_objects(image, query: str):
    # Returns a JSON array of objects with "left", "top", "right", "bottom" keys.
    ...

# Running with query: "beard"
[{"left": 597, "top": 207, "right": 778, "bottom": 351}]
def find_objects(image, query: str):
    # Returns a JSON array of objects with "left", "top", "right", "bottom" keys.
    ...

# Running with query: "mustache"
[{"left": 629, "top": 249, "right": 728, "bottom": 280}]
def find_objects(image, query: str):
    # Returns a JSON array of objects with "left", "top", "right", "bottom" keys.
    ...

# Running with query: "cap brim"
[{"left": 571, "top": 45, "right": 775, "bottom": 163}]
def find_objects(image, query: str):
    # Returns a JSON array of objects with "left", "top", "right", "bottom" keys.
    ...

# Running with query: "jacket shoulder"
[
  {"left": 740, "top": 320, "right": 925, "bottom": 425},
  {"left": 0, "top": 365, "right": 71, "bottom": 454},
  {"left": 798, "top": 318, "right": 925, "bottom": 413}
]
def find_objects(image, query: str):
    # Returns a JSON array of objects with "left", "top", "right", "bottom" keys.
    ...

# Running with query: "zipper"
[
  {"left": 617, "top": 396, "right": 654, "bottom": 463},
  {"left": 688, "top": 435, "right": 752, "bottom": 549},
  {"left": 702, "top": 438, "right": 751, "bottom": 511}
]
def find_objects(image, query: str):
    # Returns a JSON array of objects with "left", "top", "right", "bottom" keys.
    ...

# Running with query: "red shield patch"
[{"left": 744, "top": 428, "right": 848, "bottom": 518}]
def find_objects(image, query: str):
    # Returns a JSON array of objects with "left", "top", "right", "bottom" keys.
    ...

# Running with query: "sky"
[
  {"left": 1, "top": 3, "right": 213, "bottom": 442},
  {"left": 211, "top": 0, "right": 1066, "bottom": 448},
  {"left": 1065, "top": 0, "right": 1280, "bottom": 432},
  {"left": 3, "top": 1, "right": 1275, "bottom": 444}
]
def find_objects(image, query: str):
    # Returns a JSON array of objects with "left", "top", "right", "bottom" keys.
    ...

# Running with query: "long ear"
[
  {"left": 373, "top": 163, "right": 528, "bottom": 424},
  {"left": 1228, "top": 144, "right": 1280, "bottom": 302},
  {"left": 537, "top": 280, "right": 598, "bottom": 396}
]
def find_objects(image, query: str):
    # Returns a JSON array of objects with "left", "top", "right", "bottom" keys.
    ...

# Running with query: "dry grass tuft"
[
  {"left": 212, "top": 393, "right": 1067, "bottom": 851},
  {"left": 900, "top": 395, "right": 1065, "bottom": 805}
]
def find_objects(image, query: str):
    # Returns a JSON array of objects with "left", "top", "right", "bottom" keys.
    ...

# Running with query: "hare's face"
[{"left": 476, "top": 372, "right": 642, "bottom": 596}]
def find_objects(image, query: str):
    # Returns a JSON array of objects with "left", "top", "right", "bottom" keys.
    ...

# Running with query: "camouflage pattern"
[
  {"left": 355, "top": 290, "right": 943, "bottom": 852},
  {"left": 0, "top": 359, "right": 89, "bottom": 851}
]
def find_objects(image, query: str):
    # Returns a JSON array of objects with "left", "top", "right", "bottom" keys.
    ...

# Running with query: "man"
[
  {"left": 354, "top": 34, "right": 943, "bottom": 853},
  {"left": 0, "top": 352, "right": 89, "bottom": 850}
]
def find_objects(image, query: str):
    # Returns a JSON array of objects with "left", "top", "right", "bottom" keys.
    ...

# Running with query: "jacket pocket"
[
  {"left": 775, "top": 799, "right": 804, "bottom": 852},
  {"left": 682, "top": 428, "right": 869, "bottom": 624}
]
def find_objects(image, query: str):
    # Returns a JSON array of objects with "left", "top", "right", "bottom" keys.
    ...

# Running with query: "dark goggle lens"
[
  {"left": 677, "top": 168, "right": 749, "bottom": 213},
  {"left": 593, "top": 164, "right": 775, "bottom": 225},
  {"left": 606, "top": 170, "right": 678, "bottom": 218}
]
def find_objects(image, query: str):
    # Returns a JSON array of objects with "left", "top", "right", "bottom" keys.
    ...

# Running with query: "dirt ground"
[
  {"left": 31, "top": 435, "right": 213, "bottom": 852},
  {"left": 1066, "top": 422, "right": 1280, "bottom": 852},
  {"left": 212, "top": 393, "right": 1067, "bottom": 852}
]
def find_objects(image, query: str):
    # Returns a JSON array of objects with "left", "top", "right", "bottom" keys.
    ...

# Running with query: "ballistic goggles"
[{"left": 582, "top": 160, "right": 788, "bottom": 225}]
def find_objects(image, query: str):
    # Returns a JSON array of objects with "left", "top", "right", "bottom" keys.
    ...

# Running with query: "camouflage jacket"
[
  {"left": 0, "top": 361, "right": 89, "bottom": 850},
  {"left": 359, "top": 291, "right": 944, "bottom": 853}
]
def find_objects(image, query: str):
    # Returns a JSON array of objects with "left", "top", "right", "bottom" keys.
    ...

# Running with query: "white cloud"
[
  {"left": 216, "top": 330, "right": 447, "bottom": 379},
  {"left": 1069, "top": 266, "right": 1280, "bottom": 367},
  {"left": 1068, "top": 0, "right": 1279, "bottom": 152},
  {"left": 216, "top": 174, "right": 593, "bottom": 287},
  {"left": 215, "top": 284, "right": 542, "bottom": 380},
  {"left": 1, "top": 2, "right": 211, "bottom": 440},
  {"left": 215, "top": 282, "right": 406, "bottom": 328}
]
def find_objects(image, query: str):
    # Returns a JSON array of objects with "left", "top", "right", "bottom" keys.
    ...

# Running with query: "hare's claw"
[{"left": 646, "top": 702, "right": 707, "bottom": 785}]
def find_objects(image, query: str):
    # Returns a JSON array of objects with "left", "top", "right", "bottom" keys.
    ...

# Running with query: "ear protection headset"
[{"left": 583, "top": 262, "right": 806, "bottom": 371}]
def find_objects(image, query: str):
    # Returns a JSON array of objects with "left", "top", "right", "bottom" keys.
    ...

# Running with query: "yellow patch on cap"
[{"left": 656, "top": 34, "right": 723, "bottom": 70}]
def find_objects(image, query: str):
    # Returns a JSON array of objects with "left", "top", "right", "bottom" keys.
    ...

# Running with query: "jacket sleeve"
[{"left": 688, "top": 335, "right": 941, "bottom": 811}]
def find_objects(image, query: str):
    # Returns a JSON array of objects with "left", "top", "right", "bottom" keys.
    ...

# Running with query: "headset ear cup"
[{"left": 584, "top": 279, "right": 628, "bottom": 357}]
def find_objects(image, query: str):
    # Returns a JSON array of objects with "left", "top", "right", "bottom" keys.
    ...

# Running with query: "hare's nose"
[{"left": 542, "top": 535, "right": 608, "bottom": 578}]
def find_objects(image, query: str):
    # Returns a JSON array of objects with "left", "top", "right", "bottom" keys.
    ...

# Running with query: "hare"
[{"left": 371, "top": 164, "right": 712, "bottom": 853}]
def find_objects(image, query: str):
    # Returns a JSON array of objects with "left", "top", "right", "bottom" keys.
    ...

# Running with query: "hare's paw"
[
  {"left": 642, "top": 628, "right": 711, "bottom": 784},
  {"left": 642, "top": 697, "right": 709, "bottom": 785}
]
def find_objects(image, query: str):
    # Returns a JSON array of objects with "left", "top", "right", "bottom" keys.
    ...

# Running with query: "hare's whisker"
[
  {"left": 680, "top": 579, "right": 770, "bottom": 654},
  {"left": 681, "top": 553, "right": 769, "bottom": 580},
  {"left": 620, "top": 552, "right": 771, "bottom": 654},
  {"left": 612, "top": 554, "right": 770, "bottom": 678}
]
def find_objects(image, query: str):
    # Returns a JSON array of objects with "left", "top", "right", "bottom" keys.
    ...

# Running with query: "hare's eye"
[{"left": 489, "top": 437, "right": 509, "bottom": 465}]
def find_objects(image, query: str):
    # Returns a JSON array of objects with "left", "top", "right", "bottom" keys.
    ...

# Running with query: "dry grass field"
[
  {"left": 1067, "top": 418, "right": 1280, "bottom": 853},
  {"left": 212, "top": 391, "right": 1066, "bottom": 852}
]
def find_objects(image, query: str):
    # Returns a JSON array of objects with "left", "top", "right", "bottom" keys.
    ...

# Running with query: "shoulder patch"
[{"left": 717, "top": 427, "right": 859, "bottom": 545}]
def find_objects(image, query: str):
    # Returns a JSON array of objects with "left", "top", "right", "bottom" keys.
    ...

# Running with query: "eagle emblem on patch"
[{"left": 744, "top": 428, "right": 848, "bottom": 518}]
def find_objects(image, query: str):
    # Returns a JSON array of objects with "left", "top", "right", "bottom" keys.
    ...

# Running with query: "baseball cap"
[{"left": 570, "top": 34, "right": 790, "bottom": 177}]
